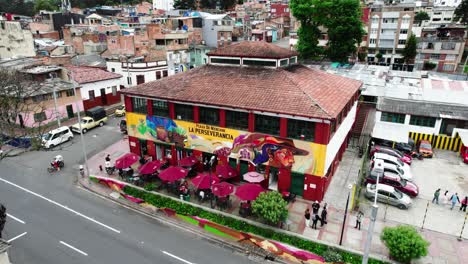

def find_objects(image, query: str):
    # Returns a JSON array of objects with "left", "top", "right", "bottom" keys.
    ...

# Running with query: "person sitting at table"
[
  {"left": 198, "top": 190, "right": 205, "bottom": 201},
  {"left": 127, "top": 166, "right": 134, "bottom": 177}
]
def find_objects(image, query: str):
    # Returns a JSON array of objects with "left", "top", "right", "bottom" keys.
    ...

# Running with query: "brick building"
[{"left": 121, "top": 42, "right": 362, "bottom": 201}]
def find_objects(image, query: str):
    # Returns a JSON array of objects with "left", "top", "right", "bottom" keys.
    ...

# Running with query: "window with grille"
[
  {"left": 380, "top": 112, "right": 405, "bottom": 124},
  {"left": 88, "top": 90, "right": 95, "bottom": 101},
  {"left": 225, "top": 110, "right": 248, "bottom": 130},
  {"left": 255, "top": 115, "right": 279, "bottom": 136},
  {"left": 287, "top": 119, "right": 315, "bottom": 141},
  {"left": 152, "top": 100, "right": 169, "bottom": 117},
  {"left": 199, "top": 107, "right": 219, "bottom": 125},
  {"left": 34, "top": 112, "right": 46, "bottom": 122},
  {"left": 132, "top": 97, "right": 147, "bottom": 114},
  {"left": 409, "top": 115, "right": 436, "bottom": 127},
  {"left": 243, "top": 59, "right": 276, "bottom": 67},
  {"left": 175, "top": 104, "right": 193, "bottom": 121},
  {"left": 210, "top": 58, "right": 240, "bottom": 65},
  {"left": 66, "top": 89, "right": 75, "bottom": 97}
]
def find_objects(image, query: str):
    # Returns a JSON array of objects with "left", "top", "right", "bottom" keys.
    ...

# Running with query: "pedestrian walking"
[
  {"left": 432, "top": 188, "right": 441, "bottom": 204},
  {"left": 443, "top": 190, "right": 449, "bottom": 204},
  {"left": 320, "top": 203, "right": 328, "bottom": 226},
  {"left": 311, "top": 213, "right": 320, "bottom": 229},
  {"left": 355, "top": 211, "right": 363, "bottom": 230},
  {"left": 450, "top": 193, "right": 460, "bottom": 210},
  {"left": 105, "top": 154, "right": 111, "bottom": 162},
  {"left": 312, "top": 200, "right": 320, "bottom": 215},
  {"left": 304, "top": 208, "right": 311, "bottom": 227},
  {"left": 460, "top": 196, "right": 468, "bottom": 212}
]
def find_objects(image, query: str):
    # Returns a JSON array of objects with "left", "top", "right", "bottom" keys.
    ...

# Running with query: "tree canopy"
[
  {"left": 173, "top": 0, "right": 197, "bottom": 10},
  {"left": 402, "top": 34, "right": 417, "bottom": 64},
  {"left": 0, "top": 0, "right": 35, "bottom": 16},
  {"left": 252, "top": 191, "right": 288, "bottom": 225},
  {"left": 454, "top": 0, "right": 468, "bottom": 25},
  {"left": 34, "top": 0, "right": 60, "bottom": 13},
  {"left": 381, "top": 225, "right": 429, "bottom": 263}
]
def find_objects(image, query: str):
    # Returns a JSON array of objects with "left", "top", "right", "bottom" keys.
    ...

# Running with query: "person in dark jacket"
[
  {"left": 320, "top": 203, "right": 328, "bottom": 226},
  {"left": 460, "top": 196, "right": 467, "bottom": 212},
  {"left": 311, "top": 214, "right": 320, "bottom": 229},
  {"left": 312, "top": 200, "right": 320, "bottom": 215},
  {"left": 304, "top": 208, "right": 311, "bottom": 227}
]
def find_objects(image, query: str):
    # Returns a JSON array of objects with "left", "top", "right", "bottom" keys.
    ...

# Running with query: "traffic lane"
[{"left": 0, "top": 180, "right": 256, "bottom": 264}]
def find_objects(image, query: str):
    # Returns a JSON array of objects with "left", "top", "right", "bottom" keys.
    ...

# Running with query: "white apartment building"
[
  {"left": 107, "top": 60, "right": 169, "bottom": 88},
  {"left": 153, "top": 0, "right": 174, "bottom": 11},
  {"left": 433, "top": 0, "right": 462, "bottom": 7},
  {"left": 367, "top": 3, "right": 416, "bottom": 64}
]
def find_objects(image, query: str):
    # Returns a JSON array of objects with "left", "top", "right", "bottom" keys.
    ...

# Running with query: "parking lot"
[{"left": 360, "top": 149, "right": 468, "bottom": 239}]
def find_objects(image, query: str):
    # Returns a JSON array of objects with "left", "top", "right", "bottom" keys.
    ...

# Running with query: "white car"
[
  {"left": 42, "top": 126, "right": 74, "bottom": 149},
  {"left": 371, "top": 160, "right": 413, "bottom": 181}
]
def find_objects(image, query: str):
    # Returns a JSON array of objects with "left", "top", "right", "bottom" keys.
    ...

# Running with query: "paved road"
[{"left": 0, "top": 117, "right": 257, "bottom": 264}]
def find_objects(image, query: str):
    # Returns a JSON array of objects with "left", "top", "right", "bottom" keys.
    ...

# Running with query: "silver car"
[{"left": 364, "top": 183, "right": 412, "bottom": 209}]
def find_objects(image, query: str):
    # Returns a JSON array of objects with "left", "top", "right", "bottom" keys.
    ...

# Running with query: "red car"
[
  {"left": 366, "top": 172, "right": 419, "bottom": 197},
  {"left": 371, "top": 146, "right": 412, "bottom": 165}
]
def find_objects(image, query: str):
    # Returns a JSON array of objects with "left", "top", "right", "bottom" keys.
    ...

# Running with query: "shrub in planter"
[
  {"left": 252, "top": 191, "right": 288, "bottom": 225},
  {"left": 381, "top": 225, "right": 429, "bottom": 264},
  {"left": 144, "top": 183, "right": 156, "bottom": 191},
  {"left": 323, "top": 249, "right": 343, "bottom": 263}
]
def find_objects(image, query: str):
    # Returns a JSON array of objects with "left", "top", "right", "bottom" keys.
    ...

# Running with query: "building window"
[
  {"left": 211, "top": 58, "right": 241, "bottom": 65},
  {"left": 225, "top": 110, "right": 248, "bottom": 130},
  {"left": 430, "top": 54, "right": 440, "bottom": 60},
  {"left": 287, "top": 119, "right": 315, "bottom": 141},
  {"left": 370, "top": 29, "right": 378, "bottom": 34},
  {"left": 370, "top": 39, "right": 376, "bottom": 44},
  {"left": 156, "top": 71, "right": 161, "bottom": 79},
  {"left": 400, "top": 29, "right": 408, "bottom": 34},
  {"left": 279, "top": 59, "right": 288, "bottom": 67},
  {"left": 156, "top": 39, "right": 165, "bottom": 46},
  {"left": 34, "top": 112, "right": 46, "bottom": 122},
  {"left": 163, "top": 70, "right": 168, "bottom": 77},
  {"left": 66, "top": 89, "right": 75, "bottom": 97},
  {"left": 88, "top": 90, "right": 95, "bottom": 101},
  {"left": 111, "top": 68, "right": 115, "bottom": 72},
  {"left": 380, "top": 112, "right": 405, "bottom": 124},
  {"left": 442, "top": 64, "right": 455, "bottom": 71},
  {"left": 243, "top": 59, "right": 277, "bottom": 67},
  {"left": 127, "top": 76, "right": 132, "bottom": 85},
  {"left": 290, "top": 57, "right": 297, "bottom": 64},
  {"left": 445, "top": 55, "right": 456, "bottom": 61},
  {"left": 54, "top": 91, "right": 62, "bottom": 98},
  {"left": 132, "top": 97, "right": 147, "bottom": 114},
  {"left": 255, "top": 115, "right": 280, "bottom": 136},
  {"left": 112, "top": 86, "right": 117, "bottom": 96},
  {"left": 199, "top": 107, "right": 219, "bottom": 125},
  {"left": 409, "top": 115, "right": 436, "bottom": 127},
  {"left": 152, "top": 100, "right": 169, "bottom": 118},
  {"left": 441, "top": 42, "right": 455, "bottom": 50},
  {"left": 174, "top": 104, "right": 193, "bottom": 121},
  {"left": 136, "top": 75, "right": 145, "bottom": 85},
  {"left": 398, "top": 40, "right": 406, "bottom": 45}
]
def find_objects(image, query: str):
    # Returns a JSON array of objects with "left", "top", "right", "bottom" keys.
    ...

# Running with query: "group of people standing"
[
  {"left": 304, "top": 201, "right": 328, "bottom": 229},
  {"left": 432, "top": 188, "right": 468, "bottom": 212}
]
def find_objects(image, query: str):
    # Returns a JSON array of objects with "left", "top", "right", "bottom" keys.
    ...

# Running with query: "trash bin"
[{"left": 184, "top": 194, "right": 190, "bottom": 202}]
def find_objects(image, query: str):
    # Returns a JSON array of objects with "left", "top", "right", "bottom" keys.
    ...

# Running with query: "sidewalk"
[{"left": 87, "top": 140, "right": 468, "bottom": 264}]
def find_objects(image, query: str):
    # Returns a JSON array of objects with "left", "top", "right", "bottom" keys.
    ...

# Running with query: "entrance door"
[
  {"left": 290, "top": 172, "right": 304, "bottom": 196},
  {"left": 139, "top": 139, "right": 148, "bottom": 156},
  {"left": 66, "top": 104, "right": 74, "bottom": 119},
  {"left": 100, "top": 88, "right": 107, "bottom": 105}
]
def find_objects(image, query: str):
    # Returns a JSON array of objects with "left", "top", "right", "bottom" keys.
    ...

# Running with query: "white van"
[{"left": 42, "top": 126, "right": 74, "bottom": 149}]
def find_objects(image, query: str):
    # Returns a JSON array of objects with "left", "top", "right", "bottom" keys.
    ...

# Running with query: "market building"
[{"left": 120, "top": 42, "right": 362, "bottom": 201}]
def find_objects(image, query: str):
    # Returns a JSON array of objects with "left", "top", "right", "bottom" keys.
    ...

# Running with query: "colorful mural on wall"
[{"left": 126, "top": 113, "right": 326, "bottom": 176}]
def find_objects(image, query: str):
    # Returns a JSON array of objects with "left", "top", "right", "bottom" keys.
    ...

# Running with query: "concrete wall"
[{"left": 0, "top": 21, "right": 35, "bottom": 59}]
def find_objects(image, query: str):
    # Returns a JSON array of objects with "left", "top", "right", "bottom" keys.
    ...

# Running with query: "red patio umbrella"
[
  {"left": 191, "top": 173, "right": 220, "bottom": 189},
  {"left": 216, "top": 164, "right": 238, "bottom": 179},
  {"left": 235, "top": 183, "right": 265, "bottom": 201},
  {"left": 212, "top": 182, "right": 235, "bottom": 197},
  {"left": 158, "top": 166, "right": 189, "bottom": 182},
  {"left": 179, "top": 156, "right": 198, "bottom": 167},
  {"left": 115, "top": 153, "right": 140, "bottom": 169},
  {"left": 138, "top": 160, "right": 163, "bottom": 174}
]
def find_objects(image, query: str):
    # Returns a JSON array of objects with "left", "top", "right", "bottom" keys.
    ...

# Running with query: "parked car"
[
  {"left": 371, "top": 145, "right": 412, "bottom": 165},
  {"left": 364, "top": 183, "right": 412, "bottom": 209},
  {"left": 461, "top": 145, "right": 468, "bottom": 164},
  {"left": 70, "top": 106, "right": 108, "bottom": 134},
  {"left": 370, "top": 161, "right": 413, "bottom": 181},
  {"left": 115, "top": 105, "right": 125, "bottom": 117},
  {"left": 119, "top": 119, "right": 127, "bottom": 134},
  {"left": 373, "top": 138, "right": 415, "bottom": 154},
  {"left": 417, "top": 140, "right": 433, "bottom": 158},
  {"left": 366, "top": 172, "right": 419, "bottom": 197},
  {"left": 371, "top": 153, "right": 412, "bottom": 179},
  {"left": 42, "top": 126, "right": 73, "bottom": 149}
]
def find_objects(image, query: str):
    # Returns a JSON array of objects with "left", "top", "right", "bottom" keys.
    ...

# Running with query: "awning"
[
  {"left": 372, "top": 122, "right": 409, "bottom": 143},
  {"left": 457, "top": 129, "right": 468, "bottom": 147}
]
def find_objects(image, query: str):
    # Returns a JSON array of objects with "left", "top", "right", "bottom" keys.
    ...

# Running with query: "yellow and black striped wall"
[{"left": 409, "top": 132, "right": 462, "bottom": 151}]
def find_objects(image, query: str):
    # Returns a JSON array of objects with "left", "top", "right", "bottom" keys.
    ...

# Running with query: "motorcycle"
[
  {"left": 47, "top": 155, "right": 64, "bottom": 173},
  {"left": 105, "top": 166, "right": 116, "bottom": 175}
]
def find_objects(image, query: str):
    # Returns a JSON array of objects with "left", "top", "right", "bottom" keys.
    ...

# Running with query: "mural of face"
[{"left": 270, "top": 148, "right": 295, "bottom": 168}]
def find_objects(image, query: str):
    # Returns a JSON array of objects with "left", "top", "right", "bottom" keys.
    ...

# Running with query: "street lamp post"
[
  {"left": 208, "top": 156, "right": 216, "bottom": 209},
  {"left": 52, "top": 87, "right": 61, "bottom": 127},
  {"left": 339, "top": 184, "right": 353, "bottom": 245}
]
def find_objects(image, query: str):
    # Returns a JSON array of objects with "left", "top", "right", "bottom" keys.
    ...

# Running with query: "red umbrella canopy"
[
  {"left": 179, "top": 156, "right": 198, "bottom": 167},
  {"left": 159, "top": 166, "right": 189, "bottom": 182},
  {"left": 216, "top": 164, "right": 238, "bottom": 179},
  {"left": 115, "top": 153, "right": 140, "bottom": 169},
  {"left": 235, "top": 183, "right": 265, "bottom": 201},
  {"left": 191, "top": 173, "right": 220, "bottom": 189},
  {"left": 212, "top": 182, "right": 235, "bottom": 197},
  {"left": 138, "top": 160, "right": 163, "bottom": 174}
]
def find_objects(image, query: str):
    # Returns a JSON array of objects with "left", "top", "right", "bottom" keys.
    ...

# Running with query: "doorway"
[
  {"left": 100, "top": 88, "right": 107, "bottom": 105},
  {"left": 268, "top": 167, "right": 278, "bottom": 191},
  {"left": 139, "top": 139, "right": 148, "bottom": 157},
  {"left": 66, "top": 104, "right": 74, "bottom": 119}
]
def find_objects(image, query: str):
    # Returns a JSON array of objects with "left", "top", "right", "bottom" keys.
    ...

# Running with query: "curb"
[{"left": 78, "top": 179, "right": 286, "bottom": 264}]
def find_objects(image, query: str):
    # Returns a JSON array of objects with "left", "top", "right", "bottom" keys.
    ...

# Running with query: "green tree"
[
  {"left": 414, "top": 11, "right": 430, "bottom": 26},
  {"left": 0, "top": 0, "right": 35, "bottom": 16},
  {"left": 34, "top": 0, "right": 57, "bottom": 13},
  {"left": 323, "top": 0, "right": 364, "bottom": 63},
  {"left": 290, "top": 0, "right": 323, "bottom": 59},
  {"left": 252, "top": 191, "right": 288, "bottom": 225},
  {"left": 402, "top": 34, "right": 417, "bottom": 64},
  {"left": 454, "top": 0, "right": 468, "bottom": 25},
  {"left": 375, "top": 52, "right": 383, "bottom": 62},
  {"left": 173, "top": 0, "right": 197, "bottom": 9},
  {"left": 381, "top": 225, "right": 430, "bottom": 263}
]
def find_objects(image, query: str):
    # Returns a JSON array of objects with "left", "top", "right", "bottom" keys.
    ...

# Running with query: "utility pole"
[{"left": 52, "top": 88, "right": 61, "bottom": 127}]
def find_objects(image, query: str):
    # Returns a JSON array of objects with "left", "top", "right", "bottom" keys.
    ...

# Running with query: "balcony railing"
[{"left": 419, "top": 36, "right": 464, "bottom": 42}]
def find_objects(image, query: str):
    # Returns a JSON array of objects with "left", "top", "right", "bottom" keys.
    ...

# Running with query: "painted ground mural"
[{"left": 127, "top": 113, "right": 326, "bottom": 176}]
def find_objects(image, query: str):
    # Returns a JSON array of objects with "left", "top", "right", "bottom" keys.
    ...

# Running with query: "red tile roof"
[
  {"left": 65, "top": 65, "right": 122, "bottom": 84},
  {"left": 207, "top": 41, "right": 298, "bottom": 59},
  {"left": 122, "top": 65, "right": 362, "bottom": 120}
]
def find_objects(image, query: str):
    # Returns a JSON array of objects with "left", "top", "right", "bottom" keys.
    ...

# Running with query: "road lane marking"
[
  {"left": 162, "top": 251, "right": 195, "bottom": 264},
  {"left": 7, "top": 213, "right": 26, "bottom": 224},
  {"left": 0, "top": 177, "right": 121, "bottom": 234},
  {"left": 59, "top": 241, "right": 88, "bottom": 256},
  {"left": 7, "top": 232, "right": 27, "bottom": 243}
]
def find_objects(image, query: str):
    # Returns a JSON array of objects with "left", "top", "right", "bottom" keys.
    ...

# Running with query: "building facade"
[
  {"left": 201, "top": 14, "right": 235, "bottom": 48},
  {"left": 0, "top": 21, "right": 35, "bottom": 59},
  {"left": 121, "top": 42, "right": 362, "bottom": 201},
  {"left": 107, "top": 60, "right": 169, "bottom": 88}
]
